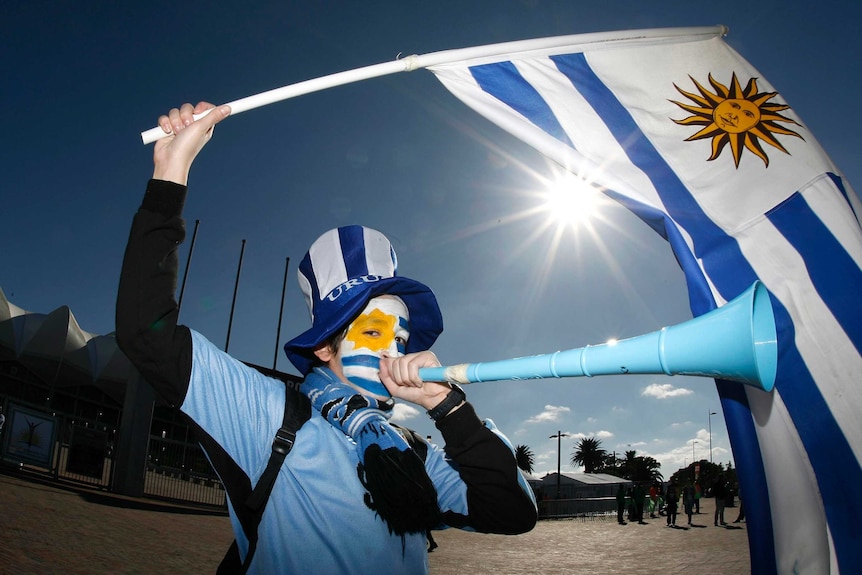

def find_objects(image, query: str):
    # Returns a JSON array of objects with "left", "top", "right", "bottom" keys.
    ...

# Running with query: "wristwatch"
[{"left": 427, "top": 384, "right": 466, "bottom": 421}]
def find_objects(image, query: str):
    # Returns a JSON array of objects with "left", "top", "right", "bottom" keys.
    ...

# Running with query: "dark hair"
[{"left": 311, "top": 327, "right": 349, "bottom": 368}]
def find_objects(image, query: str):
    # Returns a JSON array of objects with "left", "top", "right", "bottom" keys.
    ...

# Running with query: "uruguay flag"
[{"left": 429, "top": 26, "right": 862, "bottom": 574}]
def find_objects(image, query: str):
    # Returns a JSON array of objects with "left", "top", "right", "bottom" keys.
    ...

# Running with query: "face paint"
[{"left": 337, "top": 295, "right": 409, "bottom": 397}]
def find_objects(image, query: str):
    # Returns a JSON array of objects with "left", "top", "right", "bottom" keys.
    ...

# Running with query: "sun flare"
[{"left": 543, "top": 174, "right": 604, "bottom": 228}]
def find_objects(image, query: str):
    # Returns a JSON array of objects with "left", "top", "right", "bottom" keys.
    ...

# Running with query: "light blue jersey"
[{"left": 183, "top": 330, "right": 472, "bottom": 574}]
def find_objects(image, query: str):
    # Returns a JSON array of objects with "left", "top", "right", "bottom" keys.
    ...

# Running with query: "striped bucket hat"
[{"left": 284, "top": 225, "right": 443, "bottom": 375}]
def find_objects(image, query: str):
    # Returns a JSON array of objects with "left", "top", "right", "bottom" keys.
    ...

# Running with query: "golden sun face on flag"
[{"left": 670, "top": 72, "right": 804, "bottom": 168}]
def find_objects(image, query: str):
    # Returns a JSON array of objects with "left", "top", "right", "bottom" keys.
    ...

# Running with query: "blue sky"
[{"left": 3, "top": 0, "right": 860, "bottom": 478}]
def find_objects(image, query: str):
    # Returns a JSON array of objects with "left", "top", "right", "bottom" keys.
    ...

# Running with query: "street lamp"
[
  {"left": 692, "top": 440, "right": 698, "bottom": 463},
  {"left": 550, "top": 430, "right": 569, "bottom": 498},
  {"left": 708, "top": 411, "right": 717, "bottom": 463}
]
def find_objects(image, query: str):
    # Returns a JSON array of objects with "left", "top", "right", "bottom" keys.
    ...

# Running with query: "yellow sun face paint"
[
  {"left": 337, "top": 296, "right": 410, "bottom": 397},
  {"left": 345, "top": 307, "right": 400, "bottom": 352}
]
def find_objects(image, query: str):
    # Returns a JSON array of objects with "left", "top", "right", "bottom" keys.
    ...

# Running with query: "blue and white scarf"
[{"left": 303, "top": 368, "right": 440, "bottom": 536}]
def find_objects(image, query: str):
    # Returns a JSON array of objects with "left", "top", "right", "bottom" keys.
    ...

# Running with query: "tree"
[
  {"left": 618, "top": 450, "right": 637, "bottom": 478},
  {"left": 670, "top": 459, "right": 729, "bottom": 493},
  {"left": 609, "top": 449, "right": 663, "bottom": 483},
  {"left": 570, "top": 436, "right": 607, "bottom": 473},
  {"left": 514, "top": 444, "right": 535, "bottom": 475},
  {"left": 597, "top": 451, "right": 621, "bottom": 475},
  {"left": 629, "top": 455, "right": 663, "bottom": 483}
]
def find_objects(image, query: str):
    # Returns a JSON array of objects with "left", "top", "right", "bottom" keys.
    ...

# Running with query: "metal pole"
[
  {"left": 709, "top": 411, "right": 717, "bottom": 463},
  {"left": 225, "top": 239, "right": 246, "bottom": 353},
  {"left": 177, "top": 219, "right": 200, "bottom": 315},
  {"left": 549, "top": 431, "right": 568, "bottom": 498},
  {"left": 273, "top": 257, "right": 290, "bottom": 370}
]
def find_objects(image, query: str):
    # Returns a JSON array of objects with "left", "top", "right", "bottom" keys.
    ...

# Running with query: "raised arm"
[{"left": 115, "top": 102, "right": 231, "bottom": 405}]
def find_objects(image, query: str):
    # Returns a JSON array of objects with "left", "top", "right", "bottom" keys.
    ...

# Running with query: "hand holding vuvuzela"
[{"left": 379, "top": 350, "right": 454, "bottom": 411}]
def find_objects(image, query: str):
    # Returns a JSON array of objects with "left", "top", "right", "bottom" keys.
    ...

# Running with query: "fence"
[
  {"left": 0, "top": 401, "right": 225, "bottom": 509},
  {"left": 539, "top": 496, "right": 618, "bottom": 520},
  {"left": 144, "top": 435, "right": 226, "bottom": 507},
  {"left": 1, "top": 405, "right": 115, "bottom": 490}
]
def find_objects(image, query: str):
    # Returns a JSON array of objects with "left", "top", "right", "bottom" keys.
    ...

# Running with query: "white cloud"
[
  {"left": 670, "top": 421, "right": 693, "bottom": 428},
  {"left": 641, "top": 383, "right": 694, "bottom": 399},
  {"left": 390, "top": 403, "right": 421, "bottom": 423},
  {"left": 569, "top": 430, "right": 615, "bottom": 441},
  {"left": 525, "top": 404, "right": 571, "bottom": 424}
]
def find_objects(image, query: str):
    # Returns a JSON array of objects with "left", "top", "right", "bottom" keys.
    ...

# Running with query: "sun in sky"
[
  {"left": 542, "top": 173, "right": 605, "bottom": 230},
  {"left": 670, "top": 72, "right": 804, "bottom": 167},
  {"left": 523, "top": 169, "right": 626, "bottom": 298}
]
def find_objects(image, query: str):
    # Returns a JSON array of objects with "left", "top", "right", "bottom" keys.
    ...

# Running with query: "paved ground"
[{"left": 1, "top": 468, "right": 749, "bottom": 574}]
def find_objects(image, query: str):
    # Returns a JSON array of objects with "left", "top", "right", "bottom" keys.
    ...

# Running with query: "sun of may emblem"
[{"left": 670, "top": 72, "right": 804, "bottom": 168}]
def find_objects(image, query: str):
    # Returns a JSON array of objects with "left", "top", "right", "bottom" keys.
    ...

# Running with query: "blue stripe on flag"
[
  {"left": 546, "top": 51, "right": 861, "bottom": 574},
  {"left": 338, "top": 226, "right": 369, "bottom": 278},
  {"left": 768, "top": 190, "right": 862, "bottom": 355},
  {"left": 829, "top": 172, "right": 860, "bottom": 221},
  {"left": 469, "top": 62, "right": 574, "bottom": 147},
  {"left": 602, "top": 190, "right": 716, "bottom": 313},
  {"left": 768, "top": 300, "right": 859, "bottom": 572},
  {"left": 547, "top": 54, "right": 756, "bottom": 298},
  {"left": 715, "top": 377, "right": 777, "bottom": 574},
  {"left": 469, "top": 53, "right": 777, "bottom": 573}
]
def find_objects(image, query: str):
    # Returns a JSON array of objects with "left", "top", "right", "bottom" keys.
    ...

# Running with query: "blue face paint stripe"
[
  {"left": 398, "top": 316, "right": 409, "bottom": 354},
  {"left": 767, "top": 191, "right": 862, "bottom": 355},
  {"left": 341, "top": 355, "right": 381, "bottom": 369}
]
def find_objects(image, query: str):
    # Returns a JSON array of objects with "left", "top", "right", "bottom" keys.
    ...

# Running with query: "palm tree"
[
  {"left": 615, "top": 449, "right": 664, "bottom": 483},
  {"left": 618, "top": 450, "right": 637, "bottom": 478},
  {"left": 514, "top": 444, "right": 535, "bottom": 474},
  {"left": 630, "top": 455, "right": 663, "bottom": 483},
  {"left": 570, "top": 436, "right": 607, "bottom": 473}
]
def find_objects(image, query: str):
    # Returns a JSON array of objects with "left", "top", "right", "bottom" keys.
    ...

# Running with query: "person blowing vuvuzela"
[{"left": 116, "top": 101, "right": 536, "bottom": 575}]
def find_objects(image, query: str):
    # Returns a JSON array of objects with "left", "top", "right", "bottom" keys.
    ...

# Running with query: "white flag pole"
[{"left": 140, "top": 25, "right": 726, "bottom": 144}]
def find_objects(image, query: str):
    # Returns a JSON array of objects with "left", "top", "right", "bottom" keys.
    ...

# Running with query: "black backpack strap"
[
  {"left": 246, "top": 387, "right": 310, "bottom": 511},
  {"left": 218, "top": 385, "right": 311, "bottom": 574}
]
